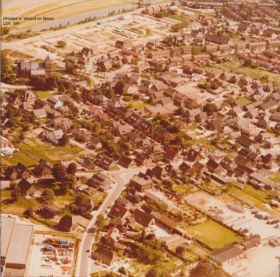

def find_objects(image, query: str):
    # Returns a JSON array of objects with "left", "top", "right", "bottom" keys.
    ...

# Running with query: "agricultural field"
[
  {"left": 186, "top": 219, "right": 242, "bottom": 250},
  {"left": 3, "top": 0, "right": 135, "bottom": 29}
]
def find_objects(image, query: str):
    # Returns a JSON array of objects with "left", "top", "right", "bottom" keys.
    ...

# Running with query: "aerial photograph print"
[{"left": 1, "top": 0, "right": 280, "bottom": 276}]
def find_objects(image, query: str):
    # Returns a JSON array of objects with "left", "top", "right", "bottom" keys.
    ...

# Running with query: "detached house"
[
  {"left": 130, "top": 175, "right": 153, "bottom": 192},
  {"left": 33, "top": 160, "right": 53, "bottom": 177},
  {"left": 18, "top": 179, "right": 35, "bottom": 196},
  {"left": 46, "top": 130, "right": 64, "bottom": 145}
]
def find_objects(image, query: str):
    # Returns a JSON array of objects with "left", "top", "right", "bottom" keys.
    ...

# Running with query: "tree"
[
  {"left": 67, "top": 162, "right": 77, "bottom": 175},
  {"left": 176, "top": 245, "right": 185, "bottom": 256},
  {"left": 65, "top": 59, "right": 77, "bottom": 75},
  {"left": 114, "top": 80, "right": 128, "bottom": 95},
  {"left": 75, "top": 193, "right": 92, "bottom": 208},
  {"left": 134, "top": 243, "right": 163, "bottom": 264},
  {"left": 57, "top": 40, "right": 66, "bottom": 48},
  {"left": 1, "top": 27, "right": 10, "bottom": 35},
  {"left": 203, "top": 103, "right": 218, "bottom": 114},
  {"left": 1, "top": 51, "right": 16, "bottom": 84},
  {"left": 42, "top": 189, "right": 55, "bottom": 201},
  {"left": 146, "top": 265, "right": 170, "bottom": 277},
  {"left": 29, "top": 75, "right": 47, "bottom": 90},
  {"left": 11, "top": 186, "right": 21, "bottom": 201},
  {"left": 58, "top": 180, "right": 71, "bottom": 195},
  {"left": 52, "top": 163, "right": 67, "bottom": 181},
  {"left": 59, "top": 134, "right": 69, "bottom": 146},
  {"left": 189, "top": 261, "right": 215, "bottom": 277},
  {"left": 24, "top": 207, "right": 34, "bottom": 217},
  {"left": 46, "top": 76, "right": 58, "bottom": 89},
  {"left": 96, "top": 214, "right": 106, "bottom": 229},
  {"left": 191, "top": 45, "right": 202, "bottom": 55}
]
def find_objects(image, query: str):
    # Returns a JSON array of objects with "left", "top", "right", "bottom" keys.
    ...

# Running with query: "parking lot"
[
  {"left": 185, "top": 191, "right": 280, "bottom": 240},
  {"left": 27, "top": 233, "right": 76, "bottom": 277}
]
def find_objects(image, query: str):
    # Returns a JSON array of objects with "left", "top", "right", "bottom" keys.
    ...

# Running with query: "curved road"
[{"left": 76, "top": 167, "right": 146, "bottom": 277}]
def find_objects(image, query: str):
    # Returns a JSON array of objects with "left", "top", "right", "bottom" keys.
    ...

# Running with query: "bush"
[
  {"left": 1, "top": 27, "right": 10, "bottom": 35},
  {"left": 42, "top": 189, "right": 55, "bottom": 201},
  {"left": 57, "top": 40, "right": 66, "bottom": 48}
]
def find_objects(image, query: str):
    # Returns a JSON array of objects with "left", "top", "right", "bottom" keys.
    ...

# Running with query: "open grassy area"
[
  {"left": 270, "top": 171, "right": 280, "bottom": 184},
  {"left": 235, "top": 96, "right": 252, "bottom": 106},
  {"left": 212, "top": 61, "right": 280, "bottom": 86},
  {"left": 1, "top": 190, "right": 41, "bottom": 215},
  {"left": 1, "top": 151, "right": 38, "bottom": 167},
  {"left": 242, "top": 185, "right": 272, "bottom": 203},
  {"left": 51, "top": 192, "right": 74, "bottom": 209},
  {"left": 2, "top": 139, "right": 84, "bottom": 166},
  {"left": 182, "top": 250, "right": 198, "bottom": 263},
  {"left": 229, "top": 185, "right": 280, "bottom": 217},
  {"left": 187, "top": 219, "right": 242, "bottom": 250},
  {"left": 88, "top": 190, "right": 106, "bottom": 210},
  {"left": 34, "top": 90, "right": 53, "bottom": 100},
  {"left": 167, "top": 13, "right": 192, "bottom": 24},
  {"left": 1, "top": 189, "right": 75, "bottom": 228},
  {"left": 128, "top": 259, "right": 152, "bottom": 277},
  {"left": 128, "top": 100, "right": 149, "bottom": 110}
]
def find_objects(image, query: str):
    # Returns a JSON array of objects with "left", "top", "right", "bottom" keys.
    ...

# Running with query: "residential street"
[{"left": 75, "top": 167, "right": 146, "bottom": 277}]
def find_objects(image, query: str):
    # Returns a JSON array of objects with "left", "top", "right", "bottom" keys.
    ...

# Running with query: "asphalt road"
[{"left": 75, "top": 167, "right": 145, "bottom": 277}]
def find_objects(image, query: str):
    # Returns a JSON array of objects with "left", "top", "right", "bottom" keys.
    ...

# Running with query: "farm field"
[{"left": 3, "top": 0, "right": 135, "bottom": 29}]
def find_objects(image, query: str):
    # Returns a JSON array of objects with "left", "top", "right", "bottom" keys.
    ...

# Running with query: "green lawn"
[
  {"left": 187, "top": 219, "right": 242, "bottom": 250},
  {"left": 242, "top": 185, "right": 271, "bottom": 203},
  {"left": 2, "top": 140, "right": 83, "bottom": 166},
  {"left": 229, "top": 185, "right": 280, "bottom": 217},
  {"left": 229, "top": 186, "right": 265, "bottom": 207},
  {"left": 128, "top": 100, "right": 149, "bottom": 110},
  {"left": 270, "top": 171, "right": 280, "bottom": 184},
  {"left": 51, "top": 192, "right": 74, "bottom": 210},
  {"left": 212, "top": 61, "right": 280, "bottom": 86},
  {"left": 1, "top": 190, "right": 40, "bottom": 216},
  {"left": 34, "top": 90, "right": 53, "bottom": 100},
  {"left": 236, "top": 96, "right": 252, "bottom": 106},
  {"left": 1, "top": 151, "right": 38, "bottom": 166},
  {"left": 88, "top": 190, "right": 106, "bottom": 210},
  {"left": 172, "top": 183, "right": 194, "bottom": 196},
  {"left": 182, "top": 250, "right": 198, "bottom": 263}
]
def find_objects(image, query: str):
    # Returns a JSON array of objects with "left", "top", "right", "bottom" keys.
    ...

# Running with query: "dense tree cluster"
[{"left": 1, "top": 51, "right": 16, "bottom": 84}]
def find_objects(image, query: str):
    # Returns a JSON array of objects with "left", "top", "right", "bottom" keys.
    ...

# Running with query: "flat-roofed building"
[
  {"left": 5, "top": 224, "right": 33, "bottom": 269},
  {"left": 1, "top": 219, "right": 33, "bottom": 277},
  {"left": 1, "top": 217, "right": 16, "bottom": 271}
]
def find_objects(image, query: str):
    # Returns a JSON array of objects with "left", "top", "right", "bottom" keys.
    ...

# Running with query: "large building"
[
  {"left": 16, "top": 56, "right": 51, "bottom": 78},
  {"left": 0, "top": 217, "right": 33, "bottom": 277}
]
